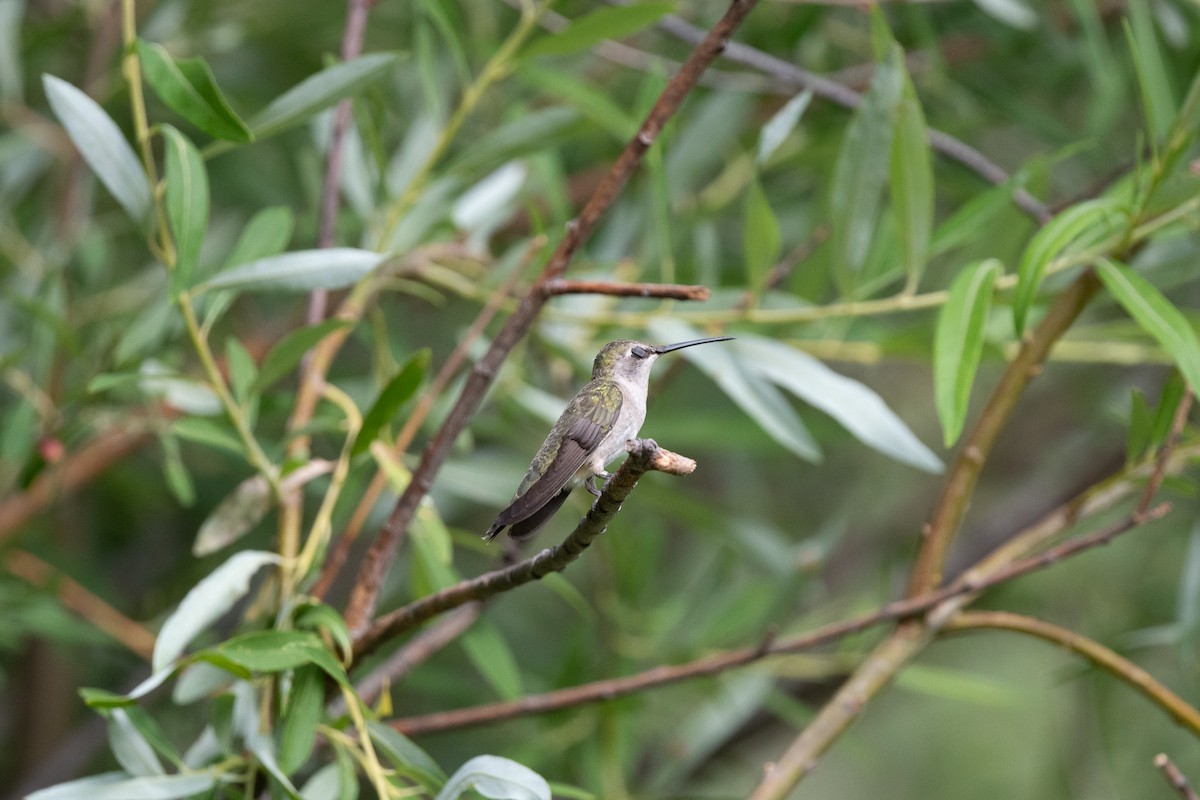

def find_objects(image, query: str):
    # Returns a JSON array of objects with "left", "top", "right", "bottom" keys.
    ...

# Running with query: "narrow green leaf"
[
  {"left": 42, "top": 74, "right": 150, "bottom": 225},
  {"left": 107, "top": 708, "right": 165, "bottom": 777},
  {"left": 227, "top": 206, "right": 295, "bottom": 268},
  {"left": 460, "top": 621, "right": 523, "bottom": 701},
  {"left": 1097, "top": 259, "right": 1200, "bottom": 395},
  {"left": 520, "top": 2, "right": 675, "bottom": 60},
  {"left": 1012, "top": 198, "right": 1123, "bottom": 334},
  {"left": 648, "top": 320, "right": 820, "bottom": 462},
  {"left": 250, "top": 52, "right": 402, "bottom": 139},
  {"left": 225, "top": 337, "right": 257, "bottom": 404},
  {"left": 435, "top": 755, "right": 551, "bottom": 800},
  {"left": 449, "top": 107, "right": 579, "bottom": 177},
  {"left": 934, "top": 259, "right": 1002, "bottom": 447},
  {"left": 80, "top": 688, "right": 135, "bottom": 710},
  {"left": 736, "top": 336, "right": 943, "bottom": 472},
  {"left": 199, "top": 248, "right": 383, "bottom": 294},
  {"left": 216, "top": 630, "right": 348, "bottom": 685},
  {"left": 743, "top": 176, "right": 781, "bottom": 294},
  {"left": 278, "top": 665, "right": 324, "bottom": 774},
  {"left": 153, "top": 550, "right": 281, "bottom": 670},
  {"left": 829, "top": 43, "right": 904, "bottom": 285},
  {"left": 137, "top": 40, "right": 252, "bottom": 142},
  {"left": 352, "top": 349, "right": 430, "bottom": 457},
  {"left": 1127, "top": 388, "right": 1152, "bottom": 464},
  {"left": 162, "top": 125, "right": 209, "bottom": 296},
  {"left": 293, "top": 601, "right": 353, "bottom": 666},
  {"left": 367, "top": 721, "right": 447, "bottom": 791},
  {"left": 1125, "top": 1, "right": 1175, "bottom": 146},
  {"left": 1149, "top": 372, "right": 1187, "bottom": 454},
  {"left": 756, "top": 90, "right": 812, "bottom": 165},
  {"left": 890, "top": 69, "right": 934, "bottom": 291},
  {"left": 171, "top": 416, "right": 243, "bottom": 457},
  {"left": 25, "top": 773, "right": 216, "bottom": 800},
  {"left": 255, "top": 319, "right": 351, "bottom": 394},
  {"left": 516, "top": 63, "right": 637, "bottom": 140},
  {"left": 192, "top": 474, "right": 272, "bottom": 556}
]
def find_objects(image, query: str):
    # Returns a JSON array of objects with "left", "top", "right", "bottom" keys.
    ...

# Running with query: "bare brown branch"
[
  {"left": 543, "top": 279, "right": 711, "bottom": 301},
  {"left": 352, "top": 439, "right": 686, "bottom": 660},
  {"left": 342, "top": 0, "right": 764, "bottom": 636},
  {"left": 1156, "top": 753, "right": 1200, "bottom": 800}
]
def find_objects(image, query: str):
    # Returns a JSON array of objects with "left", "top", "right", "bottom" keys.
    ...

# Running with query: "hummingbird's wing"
[{"left": 485, "top": 380, "right": 622, "bottom": 540}]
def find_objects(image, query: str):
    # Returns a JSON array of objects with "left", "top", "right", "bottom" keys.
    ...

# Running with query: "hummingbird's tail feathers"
[{"left": 509, "top": 487, "right": 572, "bottom": 541}]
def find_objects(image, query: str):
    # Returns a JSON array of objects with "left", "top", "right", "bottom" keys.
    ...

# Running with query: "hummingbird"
[{"left": 484, "top": 336, "right": 734, "bottom": 541}]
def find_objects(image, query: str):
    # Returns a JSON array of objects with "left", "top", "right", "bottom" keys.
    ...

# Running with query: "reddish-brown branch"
[
  {"left": 5, "top": 550, "right": 156, "bottom": 660},
  {"left": 542, "top": 279, "right": 711, "bottom": 301},
  {"left": 342, "top": 0, "right": 763, "bottom": 636},
  {"left": 0, "top": 424, "right": 152, "bottom": 544},
  {"left": 387, "top": 501, "right": 1170, "bottom": 736},
  {"left": 1156, "top": 753, "right": 1200, "bottom": 800},
  {"left": 352, "top": 439, "right": 684, "bottom": 659}
]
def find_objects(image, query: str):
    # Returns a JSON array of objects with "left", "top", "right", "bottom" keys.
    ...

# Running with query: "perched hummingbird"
[{"left": 484, "top": 336, "right": 734, "bottom": 541}]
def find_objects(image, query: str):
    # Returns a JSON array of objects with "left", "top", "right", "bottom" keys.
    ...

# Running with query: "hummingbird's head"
[{"left": 591, "top": 336, "right": 735, "bottom": 382}]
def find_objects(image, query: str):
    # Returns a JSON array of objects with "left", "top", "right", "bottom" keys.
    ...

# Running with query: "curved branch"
[
  {"left": 944, "top": 611, "right": 1200, "bottom": 736},
  {"left": 352, "top": 439, "right": 694, "bottom": 660}
]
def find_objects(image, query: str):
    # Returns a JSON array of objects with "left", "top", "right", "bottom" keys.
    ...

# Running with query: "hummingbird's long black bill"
[{"left": 652, "top": 336, "right": 735, "bottom": 354}]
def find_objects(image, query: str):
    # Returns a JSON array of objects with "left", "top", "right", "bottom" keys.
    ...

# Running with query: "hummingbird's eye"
[{"left": 630, "top": 346, "right": 649, "bottom": 359}]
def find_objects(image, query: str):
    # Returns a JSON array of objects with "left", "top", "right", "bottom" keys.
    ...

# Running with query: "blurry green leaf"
[
  {"left": 80, "top": 688, "right": 135, "bottom": 710},
  {"left": 299, "top": 763, "right": 346, "bottom": 800},
  {"left": 192, "top": 474, "right": 272, "bottom": 556},
  {"left": 25, "top": 773, "right": 217, "bottom": 800},
  {"left": 139, "top": 361, "right": 222, "bottom": 416},
  {"left": 520, "top": 2, "right": 674, "bottom": 60},
  {"left": 934, "top": 259, "right": 1001, "bottom": 447},
  {"left": 255, "top": 319, "right": 350, "bottom": 394},
  {"left": 449, "top": 107, "right": 579, "bottom": 176},
  {"left": 829, "top": 43, "right": 904, "bottom": 284},
  {"left": 42, "top": 74, "right": 151, "bottom": 225},
  {"left": 249, "top": 52, "right": 402, "bottom": 139},
  {"left": 294, "top": 601, "right": 353, "bottom": 666},
  {"left": 153, "top": 550, "right": 281, "bottom": 671},
  {"left": 734, "top": 335, "right": 943, "bottom": 472},
  {"left": 460, "top": 620, "right": 523, "bottom": 701},
  {"left": 160, "top": 427, "right": 196, "bottom": 507},
  {"left": 121, "top": 706, "right": 184, "bottom": 771},
  {"left": 1127, "top": 388, "right": 1152, "bottom": 464},
  {"left": 367, "top": 721, "right": 446, "bottom": 791},
  {"left": 452, "top": 161, "right": 527, "bottom": 233},
  {"left": 1162, "top": 63, "right": 1200, "bottom": 175},
  {"left": 352, "top": 348, "right": 430, "bottom": 457},
  {"left": 106, "top": 708, "right": 165, "bottom": 777},
  {"left": 137, "top": 40, "right": 253, "bottom": 142},
  {"left": 171, "top": 416, "right": 244, "bottom": 457},
  {"left": 435, "top": 755, "right": 551, "bottom": 800},
  {"left": 1012, "top": 199, "right": 1122, "bottom": 334},
  {"left": 931, "top": 179, "right": 1021, "bottom": 257},
  {"left": 1125, "top": 1, "right": 1175, "bottom": 146},
  {"left": 652, "top": 320, "right": 820, "bottom": 462},
  {"left": 0, "top": 0, "right": 23, "bottom": 103},
  {"left": 216, "top": 630, "right": 347, "bottom": 685},
  {"left": 226, "top": 206, "right": 295, "bottom": 268},
  {"left": 1097, "top": 259, "right": 1200, "bottom": 394},
  {"left": 162, "top": 125, "right": 209, "bottom": 296},
  {"left": 279, "top": 665, "right": 323, "bottom": 774},
  {"left": 757, "top": 90, "right": 811, "bottom": 165},
  {"left": 516, "top": 63, "right": 636, "bottom": 140},
  {"left": 1149, "top": 372, "right": 1187, "bottom": 453},
  {"left": 199, "top": 248, "right": 384, "bottom": 293},
  {"left": 971, "top": 0, "right": 1037, "bottom": 30},
  {"left": 224, "top": 337, "right": 257, "bottom": 404},
  {"left": 890, "top": 69, "right": 934, "bottom": 291},
  {"left": 743, "top": 176, "right": 781, "bottom": 294}
]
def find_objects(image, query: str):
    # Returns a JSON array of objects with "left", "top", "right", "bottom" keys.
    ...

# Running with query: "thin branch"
[
  {"left": 386, "top": 502, "right": 1171, "bottom": 736},
  {"left": 332, "top": 603, "right": 483, "bottom": 718},
  {"left": 342, "top": 0, "right": 763, "bottom": 636},
  {"left": 311, "top": 239, "right": 541, "bottom": 600},
  {"left": 0, "top": 422, "right": 152, "bottom": 544},
  {"left": 944, "top": 611, "right": 1200, "bottom": 736},
  {"left": 5, "top": 550, "right": 156, "bottom": 660},
  {"left": 353, "top": 439, "right": 693, "bottom": 660},
  {"left": 1156, "top": 753, "right": 1200, "bottom": 800},
  {"left": 651, "top": 12, "right": 1052, "bottom": 224},
  {"left": 542, "top": 279, "right": 711, "bottom": 300},
  {"left": 906, "top": 270, "right": 1101, "bottom": 597}
]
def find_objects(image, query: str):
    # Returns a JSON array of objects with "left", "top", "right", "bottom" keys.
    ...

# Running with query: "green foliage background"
[{"left": 2, "top": 0, "right": 1200, "bottom": 797}]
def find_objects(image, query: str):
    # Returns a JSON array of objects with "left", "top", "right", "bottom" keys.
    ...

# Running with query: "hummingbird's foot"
[{"left": 586, "top": 472, "right": 611, "bottom": 498}]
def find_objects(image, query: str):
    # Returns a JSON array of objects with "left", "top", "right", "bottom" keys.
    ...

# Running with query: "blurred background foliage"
[{"left": 2, "top": 0, "right": 1200, "bottom": 797}]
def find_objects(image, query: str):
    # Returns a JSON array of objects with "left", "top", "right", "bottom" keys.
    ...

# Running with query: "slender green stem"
[
  {"left": 373, "top": 0, "right": 553, "bottom": 247},
  {"left": 177, "top": 292, "right": 280, "bottom": 495}
]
